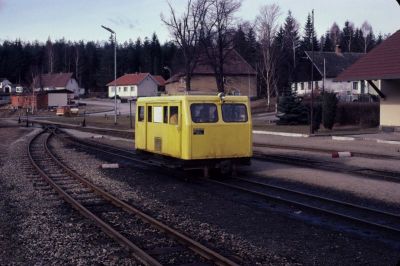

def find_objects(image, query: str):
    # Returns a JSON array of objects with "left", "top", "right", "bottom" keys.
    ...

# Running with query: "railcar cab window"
[
  {"left": 138, "top": 106, "right": 144, "bottom": 122},
  {"left": 163, "top": 106, "right": 168, "bottom": 123},
  {"left": 222, "top": 104, "right": 248, "bottom": 122},
  {"left": 169, "top": 106, "right": 178, "bottom": 125},
  {"left": 190, "top": 103, "right": 218, "bottom": 123}
]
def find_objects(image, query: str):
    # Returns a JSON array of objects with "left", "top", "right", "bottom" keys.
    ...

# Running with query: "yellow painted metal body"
[{"left": 135, "top": 95, "right": 252, "bottom": 161}]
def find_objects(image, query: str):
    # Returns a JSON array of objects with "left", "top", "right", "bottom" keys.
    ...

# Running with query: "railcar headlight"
[{"left": 218, "top": 92, "right": 225, "bottom": 103}]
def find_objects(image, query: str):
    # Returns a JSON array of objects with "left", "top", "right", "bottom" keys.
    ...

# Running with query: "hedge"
[{"left": 335, "top": 102, "right": 379, "bottom": 127}]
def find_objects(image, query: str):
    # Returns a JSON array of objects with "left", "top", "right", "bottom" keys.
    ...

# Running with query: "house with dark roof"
[
  {"left": 293, "top": 46, "right": 375, "bottom": 101},
  {"left": 336, "top": 30, "right": 400, "bottom": 128},
  {"left": 165, "top": 49, "right": 257, "bottom": 97},
  {"left": 33, "top": 72, "right": 82, "bottom": 98},
  {"left": 106, "top": 73, "right": 159, "bottom": 99}
]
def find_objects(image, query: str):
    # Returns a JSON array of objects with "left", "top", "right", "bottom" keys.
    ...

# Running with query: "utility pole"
[
  {"left": 101, "top": 25, "right": 117, "bottom": 125},
  {"left": 310, "top": 9, "right": 315, "bottom": 135}
]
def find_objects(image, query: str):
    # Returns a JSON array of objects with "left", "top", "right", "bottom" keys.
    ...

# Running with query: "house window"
[
  {"left": 293, "top": 83, "right": 298, "bottom": 91},
  {"left": 315, "top": 81, "right": 319, "bottom": 89},
  {"left": 353, "top": 82, "right": 358, "bottom": 90},
  {"left": 124, "top": 87, "right": 128, "bottom": 92},
  {"left": 131, "top": 86, "right": 134, "bottom": 92},
  {"left": 360, "top": 81, "right": 366, "bottom": 94},
  {"left": 307, "top": 82, "right": 312, "bottom": 89},
  {"left": 118, "top": 87, "right": 121, "bottom": 92},
  {"left": 301, "top": 83, "right": 304, "bottom": 90}
]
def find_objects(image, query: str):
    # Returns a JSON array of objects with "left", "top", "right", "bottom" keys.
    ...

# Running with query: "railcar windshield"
[
  {"left": 222, "top": 104, "right": 248, "bottom": 122},
  {"left": 190, "top": 103, "right": 218, "bottom": 123}
]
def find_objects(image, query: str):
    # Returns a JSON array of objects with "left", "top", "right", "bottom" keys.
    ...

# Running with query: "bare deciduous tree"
[
  {"left": 201, "top": 0, "right": 241, "bottom": 92},
  {"left": 161, "top": 0, "right": 208, "bottom": 90},
  {"left": 361, "top": 21, "right": 372, "bottom": 53},
  {"left": 329, "top": 22, "right": 341, "bottom": 47},
  {"left": 255, "top": 3, "right": 281, "bottom": 106}
]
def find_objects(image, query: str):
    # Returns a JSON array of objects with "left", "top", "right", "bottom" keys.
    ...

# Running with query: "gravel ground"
[
  {"left": 253, "top": 134, "right": 400, "bottom": 157},
  {"left": 53, "top": 135, "right": 400, "bottom": 265},
  {"left": 0, "top": 127, "right": 140, "bottom": 265},
  {"left": 252, "top": 148, "right": 400, "bottom": 206}
]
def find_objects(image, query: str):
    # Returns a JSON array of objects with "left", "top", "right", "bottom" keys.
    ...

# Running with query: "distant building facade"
[
  {"left": 165, "top": 49, "right": 257, "bottom": 97},
  {"left": 33, "top": 72, "right": 82, "bottom": 98},
  {"left": 292, "top": 46, "right": 378, "bottom": 101},
  {"left": 106, "top": 73, "right": 159, "bottom": 99},
  {"left": 0, "top": 79, "right": 13, "bottom": 94}
]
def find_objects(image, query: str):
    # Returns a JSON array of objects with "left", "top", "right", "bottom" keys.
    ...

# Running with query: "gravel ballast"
[
  {"left": 52, "top": 134, "right": 400, "bottom": 265},
  {"left": 0, "top": 127, "right": 139, "bottom": 265}
]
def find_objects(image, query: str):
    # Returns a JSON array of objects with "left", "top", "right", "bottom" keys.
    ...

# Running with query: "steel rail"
[
  {"left": 45, "top": 130, "right": 239, "bottom": 266},
  {"left": 28, "top": 130, "right": 162, "bottom": 265},
  {"left": 208, "top": 178, "right": 400, "bottom": 235},
  {"left": 253, "top": 143, "right": 400, "bottom": 160}
]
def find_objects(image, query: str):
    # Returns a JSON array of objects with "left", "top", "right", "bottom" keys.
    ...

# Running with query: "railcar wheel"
[{"left": 219, "top": 160, "right": 233, "bottom": 177}]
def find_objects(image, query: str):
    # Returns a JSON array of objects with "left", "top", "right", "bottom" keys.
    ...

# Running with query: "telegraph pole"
[{"left": 310, "top": 9, "right": 315, "bottom": 135}]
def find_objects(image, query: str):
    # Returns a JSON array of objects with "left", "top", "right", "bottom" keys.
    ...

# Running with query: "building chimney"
[{"left": 335, "top": 45, "right": 342, "bottom": 54}]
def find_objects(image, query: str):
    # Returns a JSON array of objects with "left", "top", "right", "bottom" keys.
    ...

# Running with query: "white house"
[
  {"left": 292, "top": 46, "right": 379, "bottom": 101},
  {"left": 0, "top": 79, "right": 13, "bottom": 94},
  {"left": 107, "top": 73, "right": 159, "bottom": 99},
  {"left": 33, "top": 72, "right": 83, "bottom": 98}
]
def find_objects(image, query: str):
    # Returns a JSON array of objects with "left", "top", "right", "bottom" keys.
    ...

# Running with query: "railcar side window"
[
  {"left": 147, "top": 106, "right": 152, "bottom": 122},
  {"left": 222, "top": 104, "right": 248, "bottom": 122},
  {"left": 163, "top": 106, "right": 168, "bottom": 123},
  {"left": 153, "top": 106, "right": 163, "bottom": 123},
  {"left": 138, "top": 106, "right": 144, "bottom": 122},
  {"left": 190, "top": 104, "right": 218, "bottom": 123},
  {"left": 169, "top": 106, "right": 178, "bottom": 125}
]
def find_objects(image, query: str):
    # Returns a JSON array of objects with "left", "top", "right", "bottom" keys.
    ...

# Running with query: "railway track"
[
  {"left": 28, "top": 129, "right": 239, "bottom": 266},
  {"left": 209, "top": 177, "right": 400, "bottom": 236},
  {"left": 53, "top": 130, "right": 400, "bottom": 237},
  {"left": 253, "top": 143, "right": 400, "bottom": 160},
  {"left": 253, "top": 152, "right": 400, "bottom": 183}
]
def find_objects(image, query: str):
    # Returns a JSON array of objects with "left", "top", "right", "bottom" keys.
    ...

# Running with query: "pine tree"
[
  {"left": 323, "top": 31, "right": 334, "bottom": 51},
  {"left": 300, "top": 13, "right": 319, "bottom": 52},
  {"left": 277, "top": 90, "right": 308, "bottom": 125},
  {"left": 341, "top": 21, "right": 355, "bottom": 52}
]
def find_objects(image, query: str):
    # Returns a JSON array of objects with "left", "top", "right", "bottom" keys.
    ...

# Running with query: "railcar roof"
[{"left": 136, "top": 95, "right": 248, "bottom": 103}]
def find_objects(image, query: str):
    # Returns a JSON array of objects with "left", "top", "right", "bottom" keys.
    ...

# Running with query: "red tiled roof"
[
  {"left": 336, "top": 30, "right": 400, "bottom": 81},
  {"left": 33, "top": 73, "right": 73, "bottom": 88},
  {"left": 106, "top": 73, "right": 150, "bottom": 86},
  {"left": 153, "top": 75, "right": 166, "bottom": 86}
]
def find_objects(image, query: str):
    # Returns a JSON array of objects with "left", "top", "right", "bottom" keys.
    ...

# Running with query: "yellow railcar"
[{"left": 135, "top": 94, "right": 252, "bottom": 174}]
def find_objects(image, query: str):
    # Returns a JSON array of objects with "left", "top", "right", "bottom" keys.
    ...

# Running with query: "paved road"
[{"left": 80, "top": 99, "right": 136, "bottom": 116}]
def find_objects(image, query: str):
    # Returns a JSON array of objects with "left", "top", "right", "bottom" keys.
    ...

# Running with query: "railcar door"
[
  {"left": 165, "top": 104, "right": 182, "bottom": 158},
  {"left": 135, "top": 104, "right": 146, "bottom": 150}
]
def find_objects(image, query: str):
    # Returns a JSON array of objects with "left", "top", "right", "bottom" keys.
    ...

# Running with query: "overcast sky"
[{"left": 0, "top": 0, "right": 399, "bottom": 43}]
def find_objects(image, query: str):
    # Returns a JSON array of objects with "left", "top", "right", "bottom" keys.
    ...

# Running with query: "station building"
[{"left": 336, "top": 30, "right": 400, "bottom": 129}]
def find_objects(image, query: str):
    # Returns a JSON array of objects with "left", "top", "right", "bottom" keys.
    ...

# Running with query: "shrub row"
[{"left": 335, "top": 102, "right": 380, "bottom": 127}]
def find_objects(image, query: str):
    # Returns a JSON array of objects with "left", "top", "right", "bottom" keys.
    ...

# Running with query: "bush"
[
  {"left": 322, "top": 92, "right": 338, "bottom": 130},
  {"left": 335, "top": 102, "right": 379, "bottom": 127},
  {"left": 312, "top": 102, "right": 322, "bottom": 132},
  {"left": 277, "top": 91, "right": 308, "bottom": 125}
]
